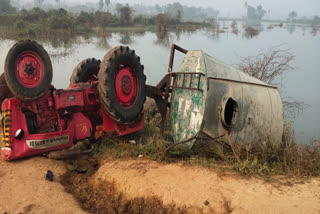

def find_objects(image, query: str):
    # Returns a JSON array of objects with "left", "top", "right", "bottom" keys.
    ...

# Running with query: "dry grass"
[
  {"left": 93, "top": 105, "right": 320, "bottom": 178},
  {"left": 244, "top": 26, "right": 259, "bottom": 38}
]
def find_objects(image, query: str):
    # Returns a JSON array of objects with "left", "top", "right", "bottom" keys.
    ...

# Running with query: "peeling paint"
[
  {"left": 195, "top": 58, "right": 201, "bottom": 73},
  {"left": 171, "top": 51, "right": 207, "bottom": 147}
]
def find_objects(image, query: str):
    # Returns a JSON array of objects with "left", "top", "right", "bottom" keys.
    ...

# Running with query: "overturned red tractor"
[
  {"left": 0, "top": 40, "right": 146, "bottom": 160},
  {"left": 1, "top": 41, "right": 284, "bottom": 160}
]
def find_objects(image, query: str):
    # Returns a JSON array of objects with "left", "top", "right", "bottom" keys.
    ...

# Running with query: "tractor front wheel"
[
  {"left": 98, "top": 46, "right": 146, "bottom": 123},
  {"left": 4, "top": 40, "right": 52, "bottom": 101}
]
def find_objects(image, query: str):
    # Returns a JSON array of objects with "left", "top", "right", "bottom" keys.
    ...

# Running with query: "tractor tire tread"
[
  {"left": 4, "top": 40, "right": 52, "bottom": 101},
  {"left": 98, "top": 46, "right": 146, "bottom": 123},
  {"left": 69, "top": 58, "right": 101, "bottom": 86}
]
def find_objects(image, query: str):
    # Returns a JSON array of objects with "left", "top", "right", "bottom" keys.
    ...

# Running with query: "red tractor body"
[
  {"left": 1, "top": 81, "right": 144, "bottom": 160},
  {"left": 1, "top": 41, "right": 146, "bottom": 161}
]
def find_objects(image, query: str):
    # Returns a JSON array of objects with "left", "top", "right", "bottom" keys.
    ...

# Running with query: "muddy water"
[{"left": 0, "top": 22, "right": 319, "bottom": 143}]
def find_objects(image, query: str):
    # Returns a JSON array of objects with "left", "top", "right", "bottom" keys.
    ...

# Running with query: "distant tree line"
[
  {"left": 287, "top": 10, "right": 320, "bottom": 27},
  {"left": 0, "top": 1, "right": 205, "bottom": 37},
  {"left": 133, "top": 2, "right": 219, "bottom": 22},
  {"left": 1, "top": 0, "right": 319, "bottom": 38},
  {"left": 242, "top": 2, "right": 320, "bottom": 27},
  {"left": 1, "top": 0, "right": 219, "bottom": 22}
]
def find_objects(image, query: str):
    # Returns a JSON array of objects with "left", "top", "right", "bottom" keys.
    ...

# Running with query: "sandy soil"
[
  {"left": 0, "top": 157, "right": 86, "bottom": 214},
  {"left": 0, "top": 156, "right": 320, "bottom": 214}
]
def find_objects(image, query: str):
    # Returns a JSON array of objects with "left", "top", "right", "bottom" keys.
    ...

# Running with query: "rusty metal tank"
[{"left": 170, "top": 50, "right": 284, "bottom": 148}]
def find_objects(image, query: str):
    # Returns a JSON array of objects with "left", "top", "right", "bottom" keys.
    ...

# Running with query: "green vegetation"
[
  {"left": 0, "top": 8, "right": 90, "bottom": 37},
  {"left": 0, "top": 4, "right": 204, "bottom": 38}
]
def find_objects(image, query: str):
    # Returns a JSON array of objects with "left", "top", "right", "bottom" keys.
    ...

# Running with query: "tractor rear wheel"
[
  {"left": 69, "top": 58, "right": 101, "bottom": 86},
  {"left": 4, "top": 40, "right": 52, "bottom": 101},
  {"left": 98, "top": 46, "right": 146, "bottom": 123}
]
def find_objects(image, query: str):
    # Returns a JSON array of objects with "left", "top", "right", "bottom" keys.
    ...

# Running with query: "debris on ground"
[{"left": 45, "top": 170, "right": 54, "bottom": 181}]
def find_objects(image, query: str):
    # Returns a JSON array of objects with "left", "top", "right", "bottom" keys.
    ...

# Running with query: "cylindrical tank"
[{"left": 170, "top": 50, "right": 283, "bottom": 148}]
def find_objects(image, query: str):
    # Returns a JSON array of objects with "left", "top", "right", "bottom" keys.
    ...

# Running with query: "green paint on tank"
[{"left": 171, "top": 51, "right": 207, "bottom": 147}]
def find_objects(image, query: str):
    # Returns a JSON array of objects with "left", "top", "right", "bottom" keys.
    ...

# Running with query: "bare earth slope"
[
  {"left": 0, "top": 157, "right": 320, "bottom": 214},
  {"left": 95, "top": 159, "right": 320, "bottom": 214}
]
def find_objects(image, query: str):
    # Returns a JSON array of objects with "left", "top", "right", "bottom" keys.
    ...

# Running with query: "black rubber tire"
[
  {"left": 4, "top": 40, "right": 52, "bottom": 101},
  {"left": 69, "top": 58, "right": 101, "bottom": 86},
  {"left": 98, "top": 46, "right": 146, "bottom": 123}
]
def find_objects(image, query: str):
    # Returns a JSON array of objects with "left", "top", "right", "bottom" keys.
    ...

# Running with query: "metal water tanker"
[{"left": 147, "top": 45, "right": 284, "bottom": 148}]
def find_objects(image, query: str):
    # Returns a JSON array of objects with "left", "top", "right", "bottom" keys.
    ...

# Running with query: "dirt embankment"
[
  {"left": 1, "top": 157, "right": 320, "bottom": 214},
  {"left": 89, "top": 159, "right": 320, "bottom": 214}
]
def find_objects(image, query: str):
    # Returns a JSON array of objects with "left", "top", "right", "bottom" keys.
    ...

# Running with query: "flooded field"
[{"left": 0, "top": 22, "right": 319, "bottom": 143}]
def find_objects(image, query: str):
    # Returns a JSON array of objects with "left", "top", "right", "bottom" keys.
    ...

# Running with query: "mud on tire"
[
  {"left": 98, "top": 46, "right": 146, "bottom": 123},
  {"left": 70, "top": 58, "right": 101, "bottom": 86},
  {"left": 4, "top": 40, "right": 52, "bottom": 101}
]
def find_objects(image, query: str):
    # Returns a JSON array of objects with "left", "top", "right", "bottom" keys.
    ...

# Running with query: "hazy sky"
[{"left": 66, "top": 0, "right": 320, "bottom": 18}]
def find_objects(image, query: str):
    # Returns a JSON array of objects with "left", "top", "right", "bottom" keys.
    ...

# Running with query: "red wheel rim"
[
  {"left": 115, "top": 67, "right": 137, "bottom": 107},
  {"left": 15, "top": 51, "right": 44, "bottom": 88}
]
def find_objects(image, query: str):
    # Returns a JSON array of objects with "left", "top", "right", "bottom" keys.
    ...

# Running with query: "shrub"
[
  {"left": 94, "top": 11, "right": 114, "bottom": 28},
  {"left": 14, "top": 20, "right": 27, "bottom": 30},
  {"left": 48, "top": 14, "right": 76, "bottom": 31},
  {"left": 77, "top": 11, "right": 94, "bottom": 25}
]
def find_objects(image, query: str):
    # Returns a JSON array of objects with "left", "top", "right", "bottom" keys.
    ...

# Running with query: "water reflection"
[
  {"left": 0, "top": 32, "right": 80, "bottom": 50},
  {"left": 118, "top": 31, "right": 134, "bottom": 45},
  {"left": 203, "top": 18, "right": 223, "bottom": 40},
  {"left": 311, "top": 27, "right": 318, "bottom": 36},
  {"left": 154, "top": 29, "right": 172, "bottom": 47},
  {"left": 96, "top": 33, "right": 112, "bottom": 50},
  {"left": 287, "top": 23, "right": 296, "bottom": 34},
  {"left": 204, "top": 23, "right": 223, "bottom": 40},
  {"left": 302, "top": 26, "right": 307, "bottom": 36},
  {"left": 0, "top": 33, "right": 82, "bottom": 62},
  {"left": 267, "top": 23, "right": 284, "bottom": 31},
  {"left": 175, "top": 29, "right": 181, "bottom": 41},
  {"left": 243, "top": 26, "right": 260, "bottom": 38},
  {"left": 118, "top": 30, "right": 146, "bottom": 45},
  {"left": 204, "top": 27, "right": 220, "bottom": 40},
  {"left": 175, "top": 27, "right": 198, "bottom": 39},
  {"left": 242, "top": 20, "right": 263, "bottom": 38},
  {"left": 231, "top": 21, "right": 239, "bottom": 35},
  {"left": 204, "top": 19, "right": 268, "bottom": 39},
  {"left": 42, "top": 36, "right": 82, "bottom": 63},
  {"left": 49, "top": 48, "right": 73, "bottom": 62}
]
